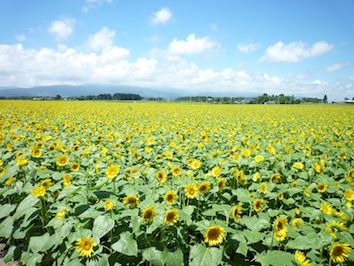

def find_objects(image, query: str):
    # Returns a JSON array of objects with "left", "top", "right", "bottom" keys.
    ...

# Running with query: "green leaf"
[
  {"left": 163, "top": 248, "right": 184, "bottom": 266},
  {"left": 87, "top": 253, "right": 109, "bottom": 266},
  {"left": 93, "top": 215, "right": 115, "bottom": 242},
  {"left": 189, "top": 244, "right": 222, "bottom": 266},
  {"left": 256, "top": 250, "right": 293, "bottom": 266},
  {"left": 241, "top": 216, "right": 269, "bottom": 231},
  {"left": 13, "top": 194, "right": 39, "bottom": 220},
  {"left": 55, "top": 220, "right": 74, "bottom": 240},
  {"left": 231, "top": 234, "right": 248, "bottom": 257},
  {"left": 28, "top": 233, "right": 59, "bottom": 252},
  {"left": 111, "top": 231, "right": 138, "bottom": 257},
  {"left": 57, "top": 185, "right": 81, "bottom": 200},
  {"left": 142, "top": 247, "right": 164, "bottom": 266},
  {"left": 286, "top": 233, "right": 319, "bottom": 250},
  {"left": 0, "top": 204, "right": 16, "bottom": 220},
  {"left": 242, "top": 230, "right": 264, "bottom": 244},
  {"left": 20, "top": 251, "right": 42, "bottom": 266},
  {"left": 179, "top": 205, "right": 194, "bottom": 223},
  {"left": 0, "top": 216, "right": 14, "bottom": 238}
]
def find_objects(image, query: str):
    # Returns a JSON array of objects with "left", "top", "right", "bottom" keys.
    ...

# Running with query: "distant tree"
[
  {"left": 55, "top": 94, "right": 62, "bottom": 100},
  {"left": 323, "top": 95, "right": 328, "bottom": 103}
]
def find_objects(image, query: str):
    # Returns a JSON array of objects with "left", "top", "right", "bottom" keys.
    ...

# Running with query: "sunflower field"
[{"left": 0, "top": 100, "right": 353, "bottom": 266}]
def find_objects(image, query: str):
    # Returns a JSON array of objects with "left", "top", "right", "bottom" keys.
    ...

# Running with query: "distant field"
[{"left": 0, "top": 100, "right": 353, "bottom": 265}]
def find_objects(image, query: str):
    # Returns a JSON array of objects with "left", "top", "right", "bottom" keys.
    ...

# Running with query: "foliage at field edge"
[{"left": 0, "top": 100, "right": 353, "bottom": 266}]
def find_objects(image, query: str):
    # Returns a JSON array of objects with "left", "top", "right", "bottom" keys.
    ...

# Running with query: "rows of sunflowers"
[{"left": 0, "top": 100, "right": 353, "bottom": 265}]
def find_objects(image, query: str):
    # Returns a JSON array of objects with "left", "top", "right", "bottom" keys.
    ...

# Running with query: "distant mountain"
[{"left": 0, "top": 84, "right": 183, "bottom": 99}]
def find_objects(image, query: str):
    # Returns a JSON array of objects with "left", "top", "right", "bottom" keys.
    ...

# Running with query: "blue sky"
[{"left": 0, "top": 0, "right": 353, "bottom": 100}]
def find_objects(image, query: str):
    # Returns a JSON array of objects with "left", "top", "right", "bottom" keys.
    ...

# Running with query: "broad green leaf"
[
  {"left": 87, "top": 253, "right": 109, "bottom": 266},
  {"left": 179, "top": 205, "right": 194, "bottom": 223},
  {"left": 256, "top": 250, "right": 293, "bottom": 266},
  {"left": 0, "top": 204, "right": 16, "bottom": 219},
  {"left": 13, "top": 194, "right": 39, "bottom": 220},
  {"left": 111, "top": 231, "right": 138, "bottom": 257},
  {"left": 57, "top": 185, "right": 81, "bottom": 200},
  {"left": 242, "top": 230, "right": 264, "bottom": 244},
  {"left": 231, "top": 234, "right": 248, "bottom": 257},
  {"left": 163, "top": 248, "right": 184, "bottom": 266},
  {"left": 0, "top": 216, "right": 14, "bottom": 238},
  {"left": 142, "top": 247, "right": 164, "bottom": 266},
  {"left": 28, "top": 232, "right": 59, "bottom": 252},
  {"left": 286, "top": 233, "right": 319, "bottom": 250},
  {"left": 55, "top": 220, "right": 74, "bottom": 240},
  {"left": 20, "top": 251, "right": 42, "bottom": 266},
  {"left": 241, "top": 216, "right": 269, "bottom": 231},
  {"left": 189, "top": 244, "right": 222, "bottom": 266},
  {"left": 93, "top": 215, "right": 115, "bottom": 241}
]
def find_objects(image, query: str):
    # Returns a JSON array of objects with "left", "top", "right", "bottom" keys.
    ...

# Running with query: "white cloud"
[
  {"left": 82, "top": 0, "right": 112, "bottom": 12},
  {"left": 326, "top": 62, "right": 351, "bottom": 72},
  {"left": 15, "top": 34, "right": 26, "bottom": 42},
  {"left": 237, "top": 42, "right": 261, "bottom": 53},
  {"left": 86, "top": 27, "right": 116, "bottom": 51},
  {"left": 48, "top": 18, "right": 76, "bottom": 41},
  {"left": 167, "top": 34, "right": 219, "bottom": 56},
  {"left": 151, "top": 7, "right": 172, "bottom": 25},
  {"left": 0, "top": 43, "right": 351, "bottom": 101},
  {"left": 259, "top": 41, "right": 334, "bottom": 63}
]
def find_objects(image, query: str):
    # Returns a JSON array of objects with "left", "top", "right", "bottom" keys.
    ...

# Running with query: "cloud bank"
[{"left": 259, "top": 41, "right": 334, "bottom": 63}]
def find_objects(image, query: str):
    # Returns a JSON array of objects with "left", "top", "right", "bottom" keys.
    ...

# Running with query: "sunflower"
[
  {"left": 123, "top": 195, "right": 139, "bottom": 208},
  {"left": 211, "top": 166, "right": 221, "bottom": 178},
  {"left": 232, "top": 203, "right": 242, "bottom": 221},
  {"left": 204, "top": 225, "right": 225, "bottom": 246},
  {"left": 164, "top": 190, "right": 178, "bottom": 205},
  {"left": 320, "top": 201, "right": 332, "bottom": 215},
  {"left": 313, "top": 162, "right": 324, "bottom": 173},
  {"left": 294, "top": 250, "right": 312, "bottom": 266},
  {"left": 267, "top": 144, "right": 276, "bottom": 154},
  {"left": 198, "top": 181, "right": 211, "bottom": 194},
  {"left": 164, "top": 151, "right": 173, "bottom": 159},
  {"left": 270, "top": 173, "right": 281, "bottom": 184},
  {"left": 171, "top": 166, "right": 181, "bottom": 176},
  {"left": 185, "top": 183, "right": 198, "bottom": 199},
  {"left": 253, "top": 172, "right": 260, "bottom": 182},
  {"left": 241, "top": 149, "right": 251, "bottom": 157},
  {"left": 317, "top": 183, "right": 328, "bottom": 193},
  {"left": 105, "top": 164, "right": 120, "bottom": 179},
  {"left": 5, "top": 177, "right": 15, "bottom": 186},
  {"left": 274, "top": 217, "right": 288, "bottom": 241},
  {"left": 71, "top": 162, "right": 80, "bottom": 172},
  {"left": 104, "top": 199, "right": 115, "bottom": 211},
  {"left": 31, "top": 148, "right": 42, "bottom": 158},
  {"left": 156, "top": 170, "right": 167, "bottom": 184},
  {"left": 293, "top": 162, "right": 304, "bottom": 170},
  {"left": 215, "top": 179, "right": 225, "bottom": 193},
  {"left": 41, "top": 178, "right": 53, "bottom": 189},
  {"left": 31, "top": 186, "right": 46, "bottom": 198},
  {"left": 330, "top": 243, "right": 351, "bottom": 263},
  {"left": 76, "top": 236, "right": 97, "bottom": 258},
  {"left": 254, "top": 155, "right": 264, "bottom": 163},
  {"left": 63, "top": 173, "right": 72, "bottom": 187},
  {"left": 253, "top": 199, "right": 265, "bottom": 212},
  {"left": 16, "top": 156, "right": 28, "bottom": 166},
  {"left": 291, "top": 218, "right": 303, "bottom": 227},
  {"left": 56, "top": 209, "right": 67, "bottom": 219},
  {"left": 344, "top": 189, "right": 354, "bottom": 201},
  {"left": 164, "top": 209, "right": 179, "bottom": 226},
  {"left": 56, "top": 155, "right": 69, "bottom": 166},
  {"left": 260, "top": 183, "right": 267, "bottom": 194},
  {"left": 190, "top": 159, "right": 201, "bottom": 170},
  {"left": 141, "top": 206, "right": 156, "bottom": 223}
]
